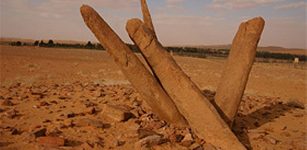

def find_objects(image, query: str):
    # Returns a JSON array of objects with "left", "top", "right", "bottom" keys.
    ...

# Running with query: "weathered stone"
[
  {"left": 80, "top": 5, "right": 187, "bottom": 127},
  {"left": 215, "top": 17, "right": 265, "bottom": 126},
  {"left": 37, "top": 136, "right": 65, "bottom": 147},
  {"left": 126, "top": 19, "right": 246, "bottom": 150},
  {"left": 102, "top": 104, "right": 134, "bottom": 122}
]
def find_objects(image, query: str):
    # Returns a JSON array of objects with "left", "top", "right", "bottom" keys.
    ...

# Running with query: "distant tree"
[
  {"left": 34, "top": 40, "right": 39, "bottom": 46},
  {"left": 39, "top": 40, "right": 45, "bottom": 47},
  {"left": 16, "top": 41, "right": 22, "bottom": 46},
  {"left": 10, "top": 41, "right": 22, "bottom": 46},
  {"left": 85, "top": 41, "right": 94, "bottom": 49},
  {"left": 47, "top": 39, "right": 54, "bottom": 47},
  {"left": 96, "top": 43, "right": 104, "bottom": 50}
]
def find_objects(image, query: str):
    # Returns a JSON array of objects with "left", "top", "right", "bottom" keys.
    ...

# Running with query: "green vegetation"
[{"left": 7, "top": 40, "right": 306, "bottom": 62}]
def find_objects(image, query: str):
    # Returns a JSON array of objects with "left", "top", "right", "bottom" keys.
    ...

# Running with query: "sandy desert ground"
[{"left": 0, "top": 45, "right": 306, "bottom": 150}]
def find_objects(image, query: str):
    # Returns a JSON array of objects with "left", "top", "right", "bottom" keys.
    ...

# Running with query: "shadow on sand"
[{"left": 201, "top": 89, "right": 304, "bottom": 150}]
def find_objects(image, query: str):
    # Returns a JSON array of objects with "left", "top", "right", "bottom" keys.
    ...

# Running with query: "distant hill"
[
  {"left": 0, "top": 37, "right": 90, "bottom": 45},
  {"left": 189, "top": 44, "right": 306, "bottom": 56}
]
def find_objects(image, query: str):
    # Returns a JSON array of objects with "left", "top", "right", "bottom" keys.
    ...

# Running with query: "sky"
[{"left": 0, "top": 0, "right": 306, "bottom": 49}]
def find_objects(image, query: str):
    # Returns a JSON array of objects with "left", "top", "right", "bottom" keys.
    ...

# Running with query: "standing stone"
[{"left": 215, "top": 17, "right": 265, "bottom": 126}]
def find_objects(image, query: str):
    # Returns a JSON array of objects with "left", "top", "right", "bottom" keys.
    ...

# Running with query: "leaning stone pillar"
[
  {"left": 215, "top": 17, "right": 265, "bottom": 126},
  {"left": 140, "top": 0, "right": 157, "bottom": 39},
  {"left": 126, "top": 19, "right": 246, "bottom": 150},
  {"left": 80, "top": 5, "right": 187, "bottom": 126}
]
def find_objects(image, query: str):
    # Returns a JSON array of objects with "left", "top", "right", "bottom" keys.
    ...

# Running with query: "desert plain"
[{"left": 0, "top": 45, "right": 306, "bottom": 150}]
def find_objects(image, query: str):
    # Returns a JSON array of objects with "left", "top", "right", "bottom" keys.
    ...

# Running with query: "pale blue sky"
[{"left": 1, "top": 0, "right": 306, "bottom": 48}]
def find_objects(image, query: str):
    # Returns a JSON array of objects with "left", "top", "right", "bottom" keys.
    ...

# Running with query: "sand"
[{"left": 0, "top": 45, "right": 306, "bottom": 150}]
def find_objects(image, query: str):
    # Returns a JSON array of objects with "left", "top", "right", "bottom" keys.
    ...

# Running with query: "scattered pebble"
[
  {"left": 135, "top": 134, "right": 165, "bottom": 149},
  {"left": 33, "top": 128, "right": 47, "bottom": 138},
  {"left": 137, "top": 128, "right": 161, "bottom": 139}
]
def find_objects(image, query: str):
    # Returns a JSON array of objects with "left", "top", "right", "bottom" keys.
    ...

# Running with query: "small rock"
[
  {"left": 47, "top": 127, "right": 63, "bottom": 136},
  {"left": 102, "top": 104, "right": 134, "bottom": 122},
  {"left": 33, "top": 128, "right": 47, "bottom": 138},
  {"left": 32, "top": 105, "right": 40, "bottom": 109},
  {"left": 93, "top": 91, "right": 102, "bottom": 97},
  {"left": 189, "top": 143, "right": 203, "bottom": 150},
  {"left": 79, "top": 142, "right": 94, "bottom": 149},
  {"left": 67, "top": 112, "right": 76, "bottom": 118},
  {"left": 131, "top": 100, "right": 141, "bottom": 107},
  {"left": 11, "top": 128, "right": 22, "bottom": 135},
  {"left": 86, "top": 107, "right": 100, "bottom": 115},
  {"left": 5, "top": 109, "right": 19, "bottom": 119},
  {"left": 137, "top": 128, "right": 161, "bottom": 139},
  {"left": 286, "top": 100, "right": 305, "bottom": 109},
  {"left": 40, "top": 101, "right": 50, "bottom": 106},
  {"left": 84, "top": 101, "right": 97, "bottom": 107},
  {"left": 43, "top": 119, "right": 52, "bottom": 123},
  {"left": 58, "top": 96, "right": 67, "bottom": 100},
  {"left": 281, "top": 126, "right": 287, "bottom": 130},
  {"left": 180, "top": 133, "right": 194, "bottom": 147},
  {"left": 50, "top": 100, "right": 58, "bottom": 104},
  {"left": 37, "top": 136, "right": 65, "bottom": 147},
  {"left": 74, "top": 118, "right": 105, "bottom": 128},
  {"left": 115, "top": 140, "right": 125, "bottom": 147},
  {"left": 170, "top": 134, "right": 184, "bottom": 142},
  {"left": 63, "top": 119, "right": 73, "bottom": 127},
  {"left": 264, "top": 136, "right": 278, "bottom": 145},
  {"left": 249, "top": 132, "right": 265, "bottom": 140},
  {"left": 144, "top": 120, "right": 166, "bottom": 130},
  {"left": 135, "top": 135, "right": 164, "bottom": 149},
  {"left": 130, "top": 109, "right": 140, "bottom": 118}
]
